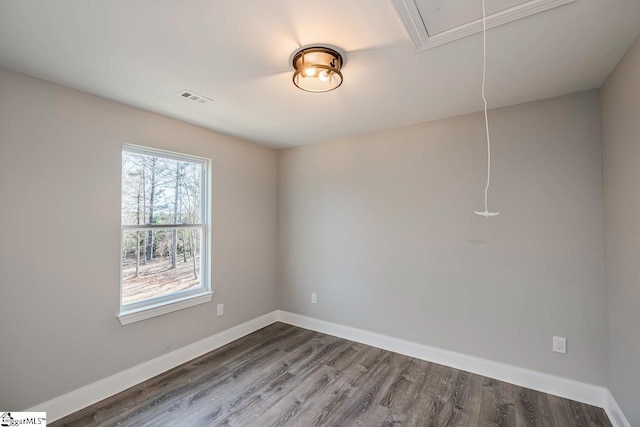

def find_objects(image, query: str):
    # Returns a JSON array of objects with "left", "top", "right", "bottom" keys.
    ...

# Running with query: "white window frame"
[{"left": 118, "top": 144, "right": 212, "bottom": 325}]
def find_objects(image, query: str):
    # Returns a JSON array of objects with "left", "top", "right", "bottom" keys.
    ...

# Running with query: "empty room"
[{"left": 1, "top": 1, "right": 639, "bottom": 426}]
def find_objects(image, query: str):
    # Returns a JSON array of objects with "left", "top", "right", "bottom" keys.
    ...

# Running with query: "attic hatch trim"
[{"left": 392, "top": 0, "right": 575, "bottom": 52}]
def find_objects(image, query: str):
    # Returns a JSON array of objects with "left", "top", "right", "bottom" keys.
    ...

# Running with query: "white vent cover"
[
  {"left": 177, "top": 90, "right": 213, "bottom": 105},
  {"left": 392, "top": 0, "right": 575, "bottom": 51}
]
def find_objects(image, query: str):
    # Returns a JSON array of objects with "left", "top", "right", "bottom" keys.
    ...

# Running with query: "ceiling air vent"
[{"left": 177, "top": 90, "right": 213, "bottom": 105}]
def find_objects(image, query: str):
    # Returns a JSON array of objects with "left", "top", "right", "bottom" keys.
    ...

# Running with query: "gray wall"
[
  {"left": 278, "top": 91, "right": 607, "bottom": 386},
  {"left": 0, "top": 68, "right": 278, "bottom": 410},
  {"left": 0, "top": 64, "right": 621, "bottom": 413},
  {"left": 602, "top": 35, "right": 640, "bottom": 426}
]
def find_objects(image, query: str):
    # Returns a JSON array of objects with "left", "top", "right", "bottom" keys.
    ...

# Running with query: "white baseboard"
[
  {"left": 28, "top": 311, "right": 279, "bottom": 422},
  {"left": 604, "top": 389, "right": 632, "bottom": 427},
  {"left": 276, "top": 311, "right": 610, "bottom": 409},
  {"left": 28, "top": 309, "right": 630, "bottom": 426}
]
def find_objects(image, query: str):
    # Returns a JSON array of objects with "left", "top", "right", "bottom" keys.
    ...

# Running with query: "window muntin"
[{"left": 120, "top": 145, "right": 209, "bottom": 314}]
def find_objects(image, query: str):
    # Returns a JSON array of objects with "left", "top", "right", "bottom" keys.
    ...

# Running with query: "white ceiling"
[{"left": 0, "top": 1, "right": 638, "bottom": 149}]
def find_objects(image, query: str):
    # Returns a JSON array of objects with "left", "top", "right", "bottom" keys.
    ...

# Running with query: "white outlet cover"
[
  {"left": 311, "top": 293, "right": 317, "bottom": 304},
  {"left": 553, "top": 336, "right": 566, "bottom": 354},
  {"left": 217, "top": 303, "right": 224, "bottom": 316}
]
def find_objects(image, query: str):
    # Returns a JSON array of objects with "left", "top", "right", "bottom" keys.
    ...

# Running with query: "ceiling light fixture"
[{"left": 292, "top": 46, "right": 343, "bottom": 93}]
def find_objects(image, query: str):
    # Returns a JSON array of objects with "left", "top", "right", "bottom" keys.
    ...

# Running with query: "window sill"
[{"left": 118, "top": 291, "right": 213, "bottom": 325}]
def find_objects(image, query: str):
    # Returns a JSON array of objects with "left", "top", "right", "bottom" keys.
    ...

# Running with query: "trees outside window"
[{"left": 120, "top": 145, "right": 209, "bottom": 315}]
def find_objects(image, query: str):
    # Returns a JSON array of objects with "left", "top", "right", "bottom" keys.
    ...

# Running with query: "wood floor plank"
[
  {"left": 477, "top": 377, "right": 518, "bottom": 427},
  {"left": 54, "top": 324, "right": 291, "bottom": 427},
  {"left": 101, "top": 326, "right": 309, "bottom": 426},
  {"left": 404, "top": 389, "right": 442, "bottom": 427},
  {"left": 248, "top": 365, "right": 346, "bottom": 427},
  {"left": 201, "top": 337, "right": 348, "bottom": 426},
  {"left": 142, "top": 330, "right": 331, "bottom": 426},
  {"left": 377, "top": 355, "right": 425, "bottom": 415},
  {"left": 226, "top": 339, "right": 363, "bottom": 426},
  {"left": 51, "top": 323, "right": 612, "bottom": 427},
  {"left": 349, "top": 352, "right": 416, "bottom": 426},
  {"left": 311, "top": 351, "right": 399, "bottom": 426}
]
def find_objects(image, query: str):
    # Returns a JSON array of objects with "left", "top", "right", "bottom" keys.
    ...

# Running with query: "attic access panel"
[
  {"left": 416, "top": 0, "right": 528, "bottom": 35},
  {"left": 392, "top": 0, "right": 575, "bottom": 51}
]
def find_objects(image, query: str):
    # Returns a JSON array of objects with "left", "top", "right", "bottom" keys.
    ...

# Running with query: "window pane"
[
  {"left": 121, "top": 227, "right": 202, "bottom": 305},
  {"left": 122, "top": 151, "right": 202, "bottom": 226}
]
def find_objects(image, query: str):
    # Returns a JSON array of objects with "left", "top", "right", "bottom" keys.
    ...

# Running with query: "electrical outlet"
[
  {"left": 217, "top": 303, "right": 224, "bottom": 316},
  {"left": 311, "top": 293, "right": 317, "bottom": 304},
  {"left": 553, "top": 336, "right": 566, "bottom": 354}
]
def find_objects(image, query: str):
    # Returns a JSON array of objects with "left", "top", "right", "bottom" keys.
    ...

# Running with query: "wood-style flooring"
[{"left": 52, "top": 323, "right": 612, "bottom": 427}]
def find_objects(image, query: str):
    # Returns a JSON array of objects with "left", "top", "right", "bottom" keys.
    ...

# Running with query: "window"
[{"left": 118, "top": 144, "right": 211, "bottom": 325}]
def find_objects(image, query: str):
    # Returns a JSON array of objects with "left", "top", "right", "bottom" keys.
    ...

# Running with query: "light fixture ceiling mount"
[{"left": 291, "top": 46, "right": 344, "bottom": 93}]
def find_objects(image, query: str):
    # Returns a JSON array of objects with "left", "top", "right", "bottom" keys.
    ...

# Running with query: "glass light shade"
[{"left": 292, "top": 46, "right": 343, "bottom": 93}]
